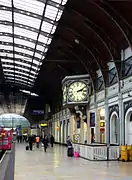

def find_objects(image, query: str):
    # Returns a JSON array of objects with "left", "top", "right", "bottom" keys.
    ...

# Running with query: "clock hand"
[{"left": 77, "top": 87, "right": 85, "bottom": 92}]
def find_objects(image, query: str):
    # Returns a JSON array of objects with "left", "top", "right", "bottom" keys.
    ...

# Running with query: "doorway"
[
  {"left": 125, "top": 108, "right": 132, "bottom": 145},
  {"left": 110, "top": 112, "right": 118, "bottom": 144}
]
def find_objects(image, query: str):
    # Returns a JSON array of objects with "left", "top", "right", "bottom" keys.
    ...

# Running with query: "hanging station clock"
[
  {"left": 68, "top": 81, "right": 87, "bottom": 102},
  {"left": 62, "top": 74, "right": 90, "bottom": 105}
]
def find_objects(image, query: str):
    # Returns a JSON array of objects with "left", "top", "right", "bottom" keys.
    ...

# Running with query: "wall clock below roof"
[{"left": 62, "top": 74, "right": 90, "bottom": 107}]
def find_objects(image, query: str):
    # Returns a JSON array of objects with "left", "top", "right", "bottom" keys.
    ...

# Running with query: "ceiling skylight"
[{"left": 0, "top": 0, "right": 67, "bottom": 88}]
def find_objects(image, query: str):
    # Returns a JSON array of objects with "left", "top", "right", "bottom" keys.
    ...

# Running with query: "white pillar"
[
  {"left": 119, "top": 92, "right": 124, "bottom": 145},
  {"left": 105, "top": 98, "right": 109, "bottom": 144}
]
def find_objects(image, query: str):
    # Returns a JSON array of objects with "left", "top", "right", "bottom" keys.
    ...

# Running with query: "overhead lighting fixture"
[{"left": 74, "top": 39, "right": 79, "bottom": 44}]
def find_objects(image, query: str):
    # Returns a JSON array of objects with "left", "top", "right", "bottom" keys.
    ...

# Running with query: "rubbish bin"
[
  {"left": 119, "top": 145, "right": 128, "bottom": 162},
  {"left": 127, "top": 145, "right": 132, "bottom": 161}
]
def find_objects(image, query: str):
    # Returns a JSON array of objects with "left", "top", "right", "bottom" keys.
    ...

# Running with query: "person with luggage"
[
  {"left": 28, "top": 135, "right": 34, "bottom": 151},
  {"left": 50, "top": 135, "right": 55, "bottom": 148},
  {"left": 42, "top": 135, "right": 48, "bottom": 152},
  {"left": 66, "top": 136, "right": 73, "bottom": 157}
]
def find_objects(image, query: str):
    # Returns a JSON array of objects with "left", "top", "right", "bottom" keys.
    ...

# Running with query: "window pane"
[
  {"left": 51, "top": 25, "right": 57, "bottom": 34},
  {"left": 45, "top": 5, "right": 58, "bottom": 21},
  {"left": 15, "top": 61, "right": 31, "bottom": 68},
  {"left": 0, "top": 0, "right": 11, "bottom": 7},
  {"left": 34, "top": 53, "right": 42, "bottom": 59},
  {"left": 38, "top": 34, "right": 49, "bottom": 44},
  {"left": 0, "top": 10, "right": 12, "bottom": 21},
  {"left": 14, "top": 12, "right": 41, "bottom": 29},
  {"left": 14, "top": 38, "right": 35, "bottom": 48},
  {"left": 36, "top": 44, "right": 44, "bottom": 52},
  {"left": 14, "top": 0, "right": 45, "bottom": 15},
  {"left": 15, "top": 47, "right": 33, "bottom": 56},
  {"left": 62, "top": 0, "right": 68, "bottom": 5},
  {"left": 41, "top": 21, "right": 53, "bottom": 33},
  {"left": 33, "top": 60, "right": 40, "bottom": 65},
  {"left": 0, "top": 25, "right": 12, "bottom": 34},
  {"left": 0, "top": 45, "right": 13, "bottom": 51},
  {"left": 2, "top": 64, "right": 14, "bottom": 68},
  {"left": 14, "top": 27, "right": 38, "bottom": 39},
  {"left": 56, "top": 10, "right": 63, "bottom": 21},
  {"left": 0, "top": 36, "right": 13, "bottom": 43},
  {"left": 1, "top": 58, "right": 13, "bottom": 63}
]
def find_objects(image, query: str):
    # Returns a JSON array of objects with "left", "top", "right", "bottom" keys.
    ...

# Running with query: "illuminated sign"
[
  {"left": 41, "top": 123, "right": 48, "bottom": 127},
  {"left": 100, "top": 122, "right": 105, "bottom": 127}
]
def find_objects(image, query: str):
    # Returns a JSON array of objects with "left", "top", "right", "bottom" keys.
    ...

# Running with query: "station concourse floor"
[{"left": 14, "top": 143, "right": 132, "bottom": 180}]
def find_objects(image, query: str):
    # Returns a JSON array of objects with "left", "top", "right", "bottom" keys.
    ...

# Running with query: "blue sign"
[{"left": 90, "top": 113, "right": 95, "bottom": 127}]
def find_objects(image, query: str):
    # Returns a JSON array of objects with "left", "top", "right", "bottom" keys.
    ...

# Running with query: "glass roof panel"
[
  {"left": 14, "top": 26, "right": 38, "bottom": 39},
  {"left": 56, "top": 10, "right": 63, "bottom": 21},
  {"left": 14, "top": 0, "right": 45, "bottom": 15},
  {"left": 2, "top": 64, "right": 14, "bottom": 68},
  {"left": 38, "top": 35, "right": 49, "bottom": 44},
  {"left": 41, "top": 21, "right": 53, "bottom": 33},
  {"left": 5, "top": 74, "right": 35, "bottom": 82},
  {"left": 62, "top": 0, "right": 67, "bottom": 5},
  {"left": 14, "top": 55, "right": 32, "bottom": 62},
  {"left": 0, "top": 45, "right": 13, "bottom": 51},
  {"left": 15, "top": 61, "right": 31, "bottom": 68},
  {"left": 0, "top": 10, "right": 12, "bottom": 21},
  {"left": 36, "top": 45, "right": 44, "bottom": 52},
  {"left": 33, "top": 60, "right": 40, "bottom": 66},
  {"left": 0, "top": 0, "right": 11, "bottom": 7},
  {"left": 51, "top": 25, "right": 57, "bottom": 34},
  {"left": 15, "top": 47, "right": 33, "bottom": 56},
  {"left": 14, "top": 12, "right": 41, "bottom": 29},
  {"left": 0, "top": 36, "right": 13, "bottom": 43},
  {"left": 34, "top": 53, "right": 42, "bottom": 59},
  {"left": 15, "top": 66, "right": 30, "bottom": 72},
  {"left": 14, "top": 38, "right": 35, "bottom": 48},
  {"left": 1, "top": 59, "right": 13, "bottom": 63},
  {"left": 45, "top": 5, "right": 58, "bottom": 21},
  {"left": 0, "top": 25, "right": 12, "bottom": 34}
]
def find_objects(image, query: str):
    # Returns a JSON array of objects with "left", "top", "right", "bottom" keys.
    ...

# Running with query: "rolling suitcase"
[
  {"left": 67, "top": 146, "right": 73, "bottom": 157},
  {"left": 26, "top": 145, "right": 29, "bottom": 150}
]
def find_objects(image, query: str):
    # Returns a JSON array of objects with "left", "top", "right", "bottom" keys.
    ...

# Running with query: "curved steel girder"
[
  {"left": 0, "top": 41, "right": 44, "bottom": 55},
  {"left": 100, "top": 2, "right": 132, "bottom": 55},
  {"left": 0, "top": 32, "right": 49, "bottom": 47},
  {"left": 54, "top": 37, "right": 97, "bottom": 86},
  {"left": 0, "top": 20, "right": 53, "bottom": 38},
  {"left": 0, "top": 50, "right": 41, "bottom": 62},
  {"left": 57, "top": 29, "right": 107, "bottom": 85},
  {"left": 70, "top": 9, "right": 115, "bottom": 61},
  {"left": 83, "top": 18, "right": 119, "bottom": 59},
  {"left": 0, "top": 5, "right": 58, "bottom": 26},
  {"left": 92, "top": 1, "right": 132, "bottom": 80},
  {"left": 91, "top": 1, "right": 131, "bottom": 48},
  {"left": 64, "top": 27, "right": 105, "bottom": 70}
]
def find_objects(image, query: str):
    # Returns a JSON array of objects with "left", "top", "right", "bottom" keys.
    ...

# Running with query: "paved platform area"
[{"left": 14, "top": 143, "right": 132, "bottom": 180}]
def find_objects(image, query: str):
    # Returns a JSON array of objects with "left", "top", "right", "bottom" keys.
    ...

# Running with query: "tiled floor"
[{"left": 14, "top": 143, "right": 132, "bottom": 180}]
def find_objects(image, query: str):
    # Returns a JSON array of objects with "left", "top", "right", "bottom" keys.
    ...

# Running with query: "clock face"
[
  {"left": 63, "top": 85, "right": 67, "bottom": 103},
  {"left": 68, "top": 81, "right": 87, "bottom": 102}
]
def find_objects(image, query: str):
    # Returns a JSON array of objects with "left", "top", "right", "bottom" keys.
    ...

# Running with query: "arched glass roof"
[{"left": 0, "top": 0, "right": 67, "bottom": 88}]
